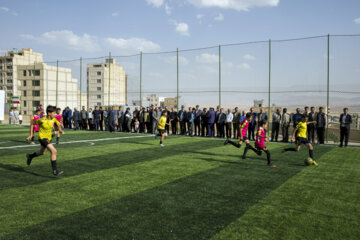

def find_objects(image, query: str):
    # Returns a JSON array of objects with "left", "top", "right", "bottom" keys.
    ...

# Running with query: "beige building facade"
[
  {"left": 17, "top": 63, "right": 78, "bottom": 114},
  {"left": 0, "top": 48, "right": 43, "bottom": 102},
  {"left": 87, "top": 58, "right": 126, "bottom": 107}
]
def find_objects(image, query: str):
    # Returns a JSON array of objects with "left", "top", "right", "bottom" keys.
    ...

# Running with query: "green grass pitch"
[{"left": 0, "top": 125, "right": 359, "bottom": 240}]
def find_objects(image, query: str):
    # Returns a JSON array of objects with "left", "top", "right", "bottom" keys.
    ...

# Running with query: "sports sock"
[
  {"left": 228, "top": 140, "right": 241, "bottom": 148},
  {"left": 266, "top": 150, "right": 271, "bottom": 165},
  {"left": 29, "top": 152, "right": 38, "bottom": 159},
  {"left": 243, "top": 144, "right": 250, "bottom": 157},
  {"left": 51, "top": 160, "right": 57, "bottom": 172},
  {"left": 31, "top": 136, "right": 34, "bottom": 141},
  {"left": 56, "top": 137, "right": 60, "bottom": 143},
  {"left": 160, "top": 140, "right": 163, "bottom": 144},
  {"left": 309, "top": 149, "right": 314, "bottom": 159},
  {"left": 284, "top": 148, "right": 296, "bottom": 152}
]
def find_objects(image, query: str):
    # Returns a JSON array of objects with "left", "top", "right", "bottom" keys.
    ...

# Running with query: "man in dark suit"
[
  {"left": 206, "top": 107, "right": 216, "bottom": 137},
  {"left": 307, "top": 106, "right": 316, "bottom": 143},
  {"left": 170, "top": 107, "right": 178, "bottom": 135},
  {"left": 201, "top": 108, "right": 207, "bottom": 137},
  {"left": 339, "top": 108, "right": 352, "bottom": 147},
  {"left": 178, "top": 105, "right": 187, "bottom": 135},
  {"left": 316, "top": 107, "right": 326, "bottom": 145},
  {"left": 187, "top": 107, "right": 193, "bottom": 136},
  {"left": 217, "top": 108, "right": 226, "bottom": 138},
  {"left": 194, "top": 105, "right": 202, "bottom": 136},
  {"left": 215, "top": 105, "right": 220, "bottom": 137},
  {"left": 164, "top": 106, "right": 171, "bottom": 134}
]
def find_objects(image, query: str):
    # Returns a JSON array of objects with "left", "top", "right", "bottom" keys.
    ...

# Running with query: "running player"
[
  {"left": 29, "top": 109, "right": 41, "bottom": 145},
  {"left": 157, "top": 111, "right": 169, "bottom": 147},
  {"left": 26, "top": 105, "right": 64, "bottom": 176},
  {"left": 242, "top": 120, "right": 276, "bottom": 167},
  {"left": 282, "top": 115, "right": 318, "bottom": 166},
  {"left": 54, "top": 108, "right": 63, "bottom": 145},
  {"left": 224, "top": 112, "right": 252, "bottom": 149}
]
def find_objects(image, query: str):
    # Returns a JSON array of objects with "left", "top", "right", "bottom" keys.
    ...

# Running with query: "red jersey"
[
  {"left": 32, "top": 115, "right": 40, "bottom": 132},
  {"left": 238, "top": 119, "right": 249, "bottom": 137},
  {"left": 255, "top": 127, "right": 266, "bottom": 149}
]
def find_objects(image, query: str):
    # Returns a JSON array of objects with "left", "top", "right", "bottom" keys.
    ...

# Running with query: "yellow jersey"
[
  {"left": 158, "top": 116, "right": 167, "bottom": 130},
  {"left": 35, "top": 117, "right": 60, "bottom": 140},
  {"left": 296, "top": 121, "right": 307, "bottom": 138}
]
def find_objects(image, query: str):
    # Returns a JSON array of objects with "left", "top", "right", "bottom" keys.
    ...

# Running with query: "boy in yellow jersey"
[
  {"left": 26, "top": 105, "right": 65, "bottom": 176},
  {"left": 157, "top": 111, "right": 169, "bottom": 147},
  {"left": 282, "top": 115, "right": 318, "bottom": 166}
]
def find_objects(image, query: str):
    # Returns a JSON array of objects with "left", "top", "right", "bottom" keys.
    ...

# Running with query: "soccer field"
[{"left": 0, "top": 125, "right": 359, "bottom": 240}]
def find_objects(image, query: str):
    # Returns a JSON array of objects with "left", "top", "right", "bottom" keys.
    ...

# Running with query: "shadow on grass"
[
  {"left": 3, "top": 147, "right": 333, "bottom": 240},
  {"left": 0, "top": 163, "right": 54, "bottom": 179}
]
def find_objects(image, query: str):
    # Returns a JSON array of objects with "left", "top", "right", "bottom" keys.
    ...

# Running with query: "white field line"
[{"left": 0, "top": 135, "right": 154, "bottom": 150}]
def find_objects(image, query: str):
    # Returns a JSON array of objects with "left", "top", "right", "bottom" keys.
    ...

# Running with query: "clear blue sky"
[{"left": 1, "top": 0, "right": 359, "bottom": 107}]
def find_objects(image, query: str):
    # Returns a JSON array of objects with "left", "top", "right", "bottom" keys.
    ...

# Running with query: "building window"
[
  {"left": 6, "top": 72, "right": 12, "bottom": 76},
  {"left": 97, "top": 95, "right": 101, "bottom": 99},
  {"left": 97, "top": 79, "right": 101, "bottom": 83},
  {"left": 33, "top": 101, "right": 40, "bottom": 107},
  {"left": 6, "top": 59, "right": 12, "bottom": 63},
  {"left": 0, "top": 66, "right": 2, "bottom": 70},
  {"left": 23, "top": 90, "right": 27, "bottom": 96},
  {"left": 24, "top": 101, "right": 27, "bottom": 107},
  {"left": 7, "top": 79, "right": 13, "bottom": 83},
  {"left": 28, "top": 70, "right": 32, "bottom": 76},
  {"left": 97, "top": 71, "right": 101, "bottom": 76},
  {"left": 23, "top": 80, "right": 26, "bottom": 86},
  {"left": 32, "top": 90, "right": 40, "bottom": 97},
  {"left": 32, "top": 80, "right": 40, "bottom": 86},
  {"left": 0, "top": 60, "right": 2, "bottom": 63},
  {"left": 93, "top": 65, "right": 102, "bottom": 67},
  {"left": 34, "top": 70, "right": 40, "bottom": 76},
  {"left": 8, "top": 86, "right": 13, "bottom": 90},
  {"left": 97, "top": 102, "right": 101, "bottom": 106},
  {"left": 23, "top": 70, "right": 27, "bottom": 76},
  {"left": 7, "top": 66, "right": 12, "bottom": 70},
  {"left": 97, "top": 87, "right": 101, "bottom": 91},
  {"left": 24, "top": 110, "right": 27, "bottom": 114},
  {"left": 0, "top": 80, "right": 2, "bottom": 84}
]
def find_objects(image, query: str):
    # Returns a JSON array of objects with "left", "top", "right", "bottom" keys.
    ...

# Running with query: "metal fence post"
[
  {"left": 140, "top": 51, "right": 142, "bottom": 106},
  {"left": 219, "top": 45, "right": 221, "bottom": 107},
  {"left": 177, "top": 48, "right": 179, "bottom": 111},
  {"left": 268, "top": 40, "right": 272, "bottom": 121},
  {"left": 108, "top": 52, "right": 111, "bottom": 106},
  {"left": 56, "top": 60, "right": 58, "bottom": 106},
  {"left": 326, "top": 34, "right": 330, "bottom": 143},
  {"left": 80, "top": 57, "right": 82, "bottom": 109}
]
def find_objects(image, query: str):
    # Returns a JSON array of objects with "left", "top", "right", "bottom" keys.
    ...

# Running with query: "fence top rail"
[{"left": 22, "top": 33, "right": 360, "bottom": 63}]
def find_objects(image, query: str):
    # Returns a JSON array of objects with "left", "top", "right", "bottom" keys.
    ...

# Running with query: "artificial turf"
[{"left": 0, "top": 125, "right": 359, "bottom": 239}]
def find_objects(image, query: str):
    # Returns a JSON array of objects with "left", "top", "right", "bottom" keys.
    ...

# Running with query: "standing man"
[
  {"left": 117, "top": 106, "right": 124, "bottom": 132},
  {"left": 316, "top": 107, "right": 326, "bottom": 145},
  {"left": 93, "top": 106, "right": 101, "bottom": 131},
  {"left": 103, "top": 107, "right": 109, "bottom": 131},
  {"left": 217, "top": 108, "right": 226, "bottom": 138},
  {"left": 170, "top": 107, "right": 178, "bottom": 135},
  {"left": 67, "top": 107, "right": 73, "bottom": 129},
  {"left": 257, "top": 108, "right": 268, "bottom": 126},
  {"left": 225, "top": 108, "right": 233, "bottom": 139},
  {"left": 232, "top": 107, "right": 240, "bottom": 139},
  {"left": 206, "top": 107, "right": 215, "bottom": 137},
  {"left": 178, "top": 105, "right": 186, "bottom": 135},
  {"left": 80, "top": 106, "right": 88, "bottom": 130},
  {"left": 201, "top": 108, "right": 208, "bottom": 137},
  {"left": 187, "top": 107, "right": 193, "bottom": 136},
  {"left": 281, "top": 108, "right": 291, "bottom": 142},
  {"left": 87, "top": 108, "right": 93, "bottom": 131},
  {"left": 164, "top": 106, "right": 171, "bottom": 134},
  {"left": 144, "top": 108, "right": 150, "bottom": 133},
  {"left": 248, "top": 108, "right": 257, "bottom": 141},
  {"left": 215, "top": 105, "right": 221, "bottom": 137},
  {"left": 292, "top": 108, "right": 303, "bottom": 129},
  {"left": 72, "top": 108, "right": 81, "bottom": 130},
  {"left": 99, "top": 107, "right": 104, "bottom": 131},
  {"left": 307, "top": 107, "right": 316, "bottom": 143},
  {"left": 9, "top": 108, "right": 16, "bottom": 125},
  {"left": 109, "top": 106, "right": 118, "bottom": 133},
  {"left": 271, "top": 108, "right": 281, "bottom": 142},
  {"left": 151, "top": 106, "right": 159, "bottom": 134},
  {"left": 194, "top": 105, "right": 202, "bottom": 136},
  {"left": 339, "top": 108, "right": 352, "bottom": 147},
  {"left": 138, "top": 107, "right": 145, "bottom": 133}
]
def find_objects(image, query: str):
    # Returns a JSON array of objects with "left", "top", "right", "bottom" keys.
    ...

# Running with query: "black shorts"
[
  {"left": 54, "top": 125, "right": 59, "bottom": 131},
  {"left": 158, "top": 129, "right": 166, "bottom": 135},
  {"left": 296, "top": 137, "right": 309, "bottom": 145},
  {"left": 39, "top": 138, "right": 51, "bottom": 148},
  {"left": 238, "top": 136, "right": 248, "bottom": 141}
]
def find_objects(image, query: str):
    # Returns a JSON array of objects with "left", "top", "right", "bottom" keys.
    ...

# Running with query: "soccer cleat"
[
  {"left": 267, "top": 164, "right": 277, "bottom": 168},
  {"left": 312, "top": 160, "right": 318, "bottom": 167},
  {"left": 242, "top": 155, "right": 247, "bottom": 160},
  {"left": 160, "top": 144, "right": 164, "bottom": 147},
  {"left": 224, "top": 139, "right": 229, "bottom": 145},
  {"left": 281, "top": 148, "right": 286, "bottom": 153},
  {"left": 26, "top": 154, "right": 32, "bottom": 166},
  {"left": 30, "top": 141, "right": 35, "bottom": 145},
  {"left": 53, "top": 170, "right": 64, "bottom": 176}
]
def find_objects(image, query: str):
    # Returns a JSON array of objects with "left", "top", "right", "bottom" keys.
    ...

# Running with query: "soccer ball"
[{"left": 304, "top": 157, "right": 313, "bottom": 166}]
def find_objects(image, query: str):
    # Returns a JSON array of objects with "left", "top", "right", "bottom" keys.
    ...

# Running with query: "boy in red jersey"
[
  {"left": 224, "top": 113, "right": 257, "bottom": 155},
  {"left": 54, "top": 108, "right": 63, "bottom": 144},
  {"left": 243, "top": 120, "right": 276, "bottom": 167},
  {"left": 29, "top": 109, "right": 41, "bottom": 145}
]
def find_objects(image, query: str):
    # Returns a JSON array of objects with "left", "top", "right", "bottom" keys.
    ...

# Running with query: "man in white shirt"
[{"left": 225, "top": 109, "right": 234, "bottom": 139}]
